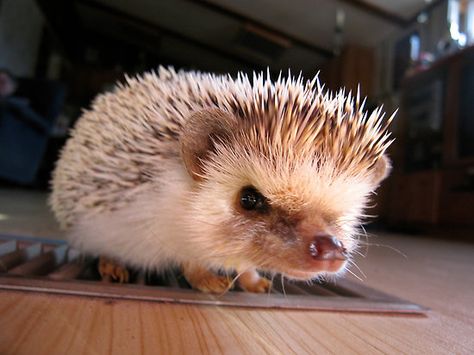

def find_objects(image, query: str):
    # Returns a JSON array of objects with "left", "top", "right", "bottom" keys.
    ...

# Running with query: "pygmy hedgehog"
[{"left": 50, "top": 67, "right": 394, "bottom": 293}]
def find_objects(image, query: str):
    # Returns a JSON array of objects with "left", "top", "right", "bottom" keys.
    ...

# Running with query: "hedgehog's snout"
[
  {"left": 308, "top": 235, "right": 347, "bottom": 260},
  {"left": 308, "top": 235, "right": 348, "bottom": 271}
]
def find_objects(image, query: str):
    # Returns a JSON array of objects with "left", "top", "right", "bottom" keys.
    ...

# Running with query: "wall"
[{"left": 0, "top": 0, "right": 44, "bottom": 76}]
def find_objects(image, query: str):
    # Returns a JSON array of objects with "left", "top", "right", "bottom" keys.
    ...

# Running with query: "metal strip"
[{"left": 0, "top": 276, "right": 428, "bottom": 314}]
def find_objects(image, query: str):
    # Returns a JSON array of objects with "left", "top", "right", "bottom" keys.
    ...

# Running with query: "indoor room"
[{"left": 0, "top": 0, "right": 473, "bottom": 353}]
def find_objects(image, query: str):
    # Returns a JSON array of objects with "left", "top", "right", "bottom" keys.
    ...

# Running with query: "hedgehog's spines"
[{"left": 53, "top": 66, "right": 395, "bottom": 230}]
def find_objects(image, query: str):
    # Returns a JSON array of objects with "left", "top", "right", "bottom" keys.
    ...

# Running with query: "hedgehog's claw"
[{"left": 98, "top": 256, "right": 130, "bottom": 283}]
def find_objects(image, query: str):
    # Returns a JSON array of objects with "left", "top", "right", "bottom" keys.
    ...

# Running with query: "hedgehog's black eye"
[{"left": 240, "top": 186, "right": 268, "bottom": 212}]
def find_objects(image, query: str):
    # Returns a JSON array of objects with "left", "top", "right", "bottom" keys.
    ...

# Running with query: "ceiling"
[
  {"left": 40, "top": 0, "right": 441, "bottom": 75},
  {"left": 364, "top": 0, "right": 430, "bottom": 18}
]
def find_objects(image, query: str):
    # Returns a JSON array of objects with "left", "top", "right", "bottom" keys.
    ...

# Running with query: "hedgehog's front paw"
[
  {"left": 183, "top": 264, "right": 233, "bottom": 294},
  {"left": 238, "top": 269, "right": 272, "bottom": 293},
  {"left": 98, "top": 256, "right": 129, "bottom": 283},
  {"left": 190, "top": 274, "right": 232, "bottom": 294}
]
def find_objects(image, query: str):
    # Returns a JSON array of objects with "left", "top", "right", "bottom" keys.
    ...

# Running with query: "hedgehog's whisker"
[
  {"left": 226, "top": 268, "right": 248, "bottom": 293},
  {"left": 280, "top": 274, "right": 287, "bottom": 297},
  {"left": 357, "top": 223, "right": 370, "bottom": 256},
  {"left": 345, "top": 267, "right": 364, "bottom": 282},
  {"left": 356, "top": 242, "right": 407, "bottom": 258},
  {"left": 347, "top": 259, "right": 366, "bottom": 279},
  {"left": 351, "top": 249, "right": 367, "bottom": 258}
]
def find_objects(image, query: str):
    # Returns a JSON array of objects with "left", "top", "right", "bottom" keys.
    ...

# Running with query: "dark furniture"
[
  {"left": 0, "top": 78, "right": 66, "bottom": 185},
  {"left": 387, "top": 46, "right": 474, "bottom": 228}
]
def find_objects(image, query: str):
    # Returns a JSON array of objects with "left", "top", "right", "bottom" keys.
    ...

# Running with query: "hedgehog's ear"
[
  {"left": 181, "top": 108, "right": 236, "bottom": 181},
  {"left": 371, "top": 154, "right": 392, "bottom": 186}
]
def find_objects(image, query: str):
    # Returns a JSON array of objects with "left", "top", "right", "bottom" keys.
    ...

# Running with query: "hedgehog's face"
[{"left": 181, "top": 108, "right": 391, "bottom": 280}]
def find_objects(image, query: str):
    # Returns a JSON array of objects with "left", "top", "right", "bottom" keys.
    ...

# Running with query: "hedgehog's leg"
[
  {"left": 98, "top": 256, "right": 129, "bottom": 283},
  {"left": 237, "top": 269, "right": 272, "bottom": 293},
  {"left": 182, "top": 263, "right": 233, "bottom": 294}
]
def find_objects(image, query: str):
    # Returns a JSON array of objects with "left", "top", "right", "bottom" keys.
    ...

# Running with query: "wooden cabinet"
[
  {"left": 320, "top": 45, "right": 375, "bottom": 96},
  {"left": 388, "top": 169, "right": 474, "bottom": 227},
  {"left": 439, "top": 169, "right": 474, "bottom": 226},
  {"left": 388, "top": 172, "right": 441, "bottom": 225},
  {"left": 386, "top": 47, "right": 474, "bottom": 229}
]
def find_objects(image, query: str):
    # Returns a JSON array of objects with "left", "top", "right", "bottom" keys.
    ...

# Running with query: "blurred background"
[{"left": 1, "top": 0, "right": 473, "bottom": 239}]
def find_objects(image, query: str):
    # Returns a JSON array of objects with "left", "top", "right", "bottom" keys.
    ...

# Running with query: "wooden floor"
[{"left": 0, "top": 188, "right": 473, "bottom": 354}]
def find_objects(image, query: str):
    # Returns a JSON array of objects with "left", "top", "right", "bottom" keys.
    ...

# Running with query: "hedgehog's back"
[{"left": 50, "top": 68, "right": 215, "bottom": 229}]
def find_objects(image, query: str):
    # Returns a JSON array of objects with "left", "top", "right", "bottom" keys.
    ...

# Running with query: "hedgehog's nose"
[{"left": 308, "top": 235, "right": 347, "bottom": 260}]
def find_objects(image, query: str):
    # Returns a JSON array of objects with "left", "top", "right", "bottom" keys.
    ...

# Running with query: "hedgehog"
[{"left": 50, "top": 67, "right": 394, "bottom": 293}]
